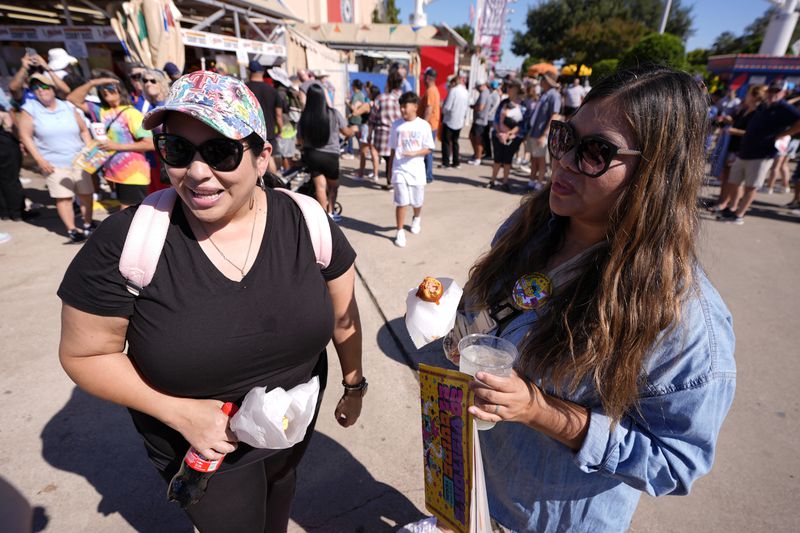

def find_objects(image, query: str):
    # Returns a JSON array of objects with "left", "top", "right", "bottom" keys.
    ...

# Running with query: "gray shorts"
[{"left": 728, "top": 157, "right": 772, "bottom": 188}]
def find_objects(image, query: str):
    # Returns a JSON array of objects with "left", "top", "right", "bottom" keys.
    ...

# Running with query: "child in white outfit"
[{"left": 388, "top": 92, "right": 435, "bottom": 247}]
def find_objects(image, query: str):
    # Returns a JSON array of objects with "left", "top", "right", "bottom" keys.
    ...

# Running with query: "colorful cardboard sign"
[{"left": 419, "top": 364, "right": 473, "bottom": 533}]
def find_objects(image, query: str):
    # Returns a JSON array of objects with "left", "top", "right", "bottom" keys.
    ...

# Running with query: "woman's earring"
[{"left": 257, "top": 175, "right": 265, "bottom": 190}]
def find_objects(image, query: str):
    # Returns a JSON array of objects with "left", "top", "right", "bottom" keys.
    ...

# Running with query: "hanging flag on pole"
[
  {"left": 389, "top": 25, "right": 398, "bottom": 34},
  {"left": 469, "top": 3, "right": 475, "bottom": 24}
]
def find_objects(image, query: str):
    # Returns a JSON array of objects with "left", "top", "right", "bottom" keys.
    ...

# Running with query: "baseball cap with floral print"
[{"left": 143, "top": 70, "right": 266, "bottom": 141}]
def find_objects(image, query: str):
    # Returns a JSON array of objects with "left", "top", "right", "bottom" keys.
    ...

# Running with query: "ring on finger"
[{"left": 493, "top": 404, "right": 500, "bottom": 415}]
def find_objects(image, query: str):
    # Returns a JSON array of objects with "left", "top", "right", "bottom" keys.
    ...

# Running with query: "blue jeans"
[{"left": 424, "top": 151, "right": 433, "bottom": 183}]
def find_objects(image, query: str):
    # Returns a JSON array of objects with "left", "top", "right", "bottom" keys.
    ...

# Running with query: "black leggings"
[{"left": 160, "top": 449, "right": 299, "bottom": 533}]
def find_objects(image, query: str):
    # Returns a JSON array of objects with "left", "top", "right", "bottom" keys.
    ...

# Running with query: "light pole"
[{"left": 658, "top": 0, "right": 673, "bottom": 34}]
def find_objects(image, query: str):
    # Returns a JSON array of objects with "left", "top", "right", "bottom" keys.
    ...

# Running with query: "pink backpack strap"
[
  {"left": 118, "top": 188, "right": 332, "bottom": 297},
  {"left": 118, "top": 188, "right": 178, "bottom": 296},
  {"left": 274, "top": 188, "right": 332, "bottom": 269}
]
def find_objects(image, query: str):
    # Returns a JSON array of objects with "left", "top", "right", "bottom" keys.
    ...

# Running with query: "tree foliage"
[
  {"left": 372, "top": 0, "right": 401, "bottom": 24},
  {"left": 619, "top": 33, "right": 686, "bottom": 69},
  {"left": 512, "top": 0, "right": 694, "bottom": 64},
  {"left": 563, "top": 17, "right": 649, "bottom": 65},
  {"left": 709, "top": 7, "right": 800, "bottom": 56},
  {"left": 452, "top": 24, "right": 474, "bottom": 45},
  {"left": 590, "top": 59, "right": 620, "bottom": 85}
]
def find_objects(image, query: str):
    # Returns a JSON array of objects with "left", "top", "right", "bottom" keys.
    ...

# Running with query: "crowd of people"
[{"left": 706, "top": 79, "right": 800, "bottom": 223}]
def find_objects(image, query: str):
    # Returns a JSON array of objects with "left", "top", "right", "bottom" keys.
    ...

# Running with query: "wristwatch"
[{"left": 342, "top": 377, "right": 368, "bottom": 397}]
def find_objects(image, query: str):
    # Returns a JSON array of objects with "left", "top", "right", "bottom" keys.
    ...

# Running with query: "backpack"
[{"left": 119, "top": 187, "right": 332, "bottom": 296}]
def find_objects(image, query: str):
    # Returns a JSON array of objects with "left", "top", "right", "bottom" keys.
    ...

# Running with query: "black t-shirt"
[
  {"left": 246, "top": 80, "right": 284, "bottom": 141},
  {"left": 738, "top": 100, "right": 800, "bottom": 159},
  {"left": 58, "top": 187, "right": 356, "bottom": 471},
  {"left": 728, "top": 107, "right": 756, "bottom": 154}
]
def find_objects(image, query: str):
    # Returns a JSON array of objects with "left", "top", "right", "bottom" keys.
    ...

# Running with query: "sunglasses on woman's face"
[
  {"left": 31, "top": 82, "right": 53, "bottom": 91},
  {"left": 143, "top": 78, "right": 158, "bottom": 85},
  {"left": 99, "top": 84, "right": 118, "bottom": 93},
  {"left": 154, "top": 133, "right": 251, "bottom": 172},
  {"left": 548, "top": 120, "right": 641, "bottom": 178},
  {"left": 130, "top": 73, "right": 143, "bottom": 81}
]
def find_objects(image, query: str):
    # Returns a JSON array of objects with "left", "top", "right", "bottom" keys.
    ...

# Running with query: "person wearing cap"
[
  {"left": 524, "top": 72, "right": 562, "bottom": 191},
  {"left": 418, "top": 67, "right": 441, "bottom": 183},
  {"left": 58, "top": 71, "right": 364, "bottom": 531},
  {"left": 17, "top": 71, "right": 94, "bottom": 242},
  {"left": 468, "top": 79, "right": 491, "bottom": 166},
  {"left": 440, "top": 72, "right": 469, "bottom": 168},
  {"left": 484, "top": 80, "right": 502, "bottom": 160},
  {"left": 163, "top": 62, "right": 182, "bottom": 84},
  {"left": 347, "top": 79, "right": 370, "bottom": 168},
  {"left": 269, "top": 66, "right": 301, "bottom": 169},
  {"left": 716, "top": 78, "right": 800, "bottom": 224},
  {"left": 68, "top": 72, "right": 155, "bottom": 208},
  {"left": 246, "top": 60, "right": 284, "bottom": 173},
  {"left": 8, "top": 51, "right": 71, "bottom": 107}
]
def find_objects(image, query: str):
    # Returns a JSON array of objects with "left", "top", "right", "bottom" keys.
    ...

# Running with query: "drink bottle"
[{"left": 167, "top": 402, "right": 237, "bottom": 508}]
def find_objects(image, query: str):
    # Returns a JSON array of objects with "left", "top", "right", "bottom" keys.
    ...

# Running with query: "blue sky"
[{"left": 398, "top": 0, "right": 772, "bottom": 69}]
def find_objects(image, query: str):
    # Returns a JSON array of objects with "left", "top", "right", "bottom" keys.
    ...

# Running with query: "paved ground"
[{"left": 0, "top": 142, "right": 798, "bottom": 532}]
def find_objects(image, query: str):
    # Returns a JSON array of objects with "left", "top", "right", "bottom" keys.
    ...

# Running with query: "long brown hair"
[{"left": 465, "top": 67, "right": 708, "bottom": 422}]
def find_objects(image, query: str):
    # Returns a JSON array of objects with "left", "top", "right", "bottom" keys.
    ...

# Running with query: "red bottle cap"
[{"left": 221, "top": 402, "right": 238, "bottom": 416}]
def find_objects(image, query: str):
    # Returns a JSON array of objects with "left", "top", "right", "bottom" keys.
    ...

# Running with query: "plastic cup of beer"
[{"left": 458, "top": 333, "right": 517, "bottom": 430}]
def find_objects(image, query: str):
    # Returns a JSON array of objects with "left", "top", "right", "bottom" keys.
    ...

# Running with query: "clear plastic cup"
[{"left": 458, "top": 334, "right": 517, "bottom": 430}]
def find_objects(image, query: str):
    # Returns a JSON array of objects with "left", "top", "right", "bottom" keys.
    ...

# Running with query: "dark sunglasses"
[
  {"left": 31, "top": 82, "right": 53, "bottom": 91},
  {"left": 143, "top": 78, "right": 158, "bottom": 85},
  {"left": 130, "top": 73, "right": 143, "bottom": 81},
  {"left": 154, "top": 133, "right": 250, "bottom": 172},
  {"left": 548, "top": 120, "right": 641, "bottom": 178},
  {"left": 99, "top": 84, "right": 118, "bottom": 93}
]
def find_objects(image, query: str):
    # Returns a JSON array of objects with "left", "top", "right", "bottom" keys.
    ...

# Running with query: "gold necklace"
[{"left": 201, "top": 193, "right": 259, "bottom": 279}]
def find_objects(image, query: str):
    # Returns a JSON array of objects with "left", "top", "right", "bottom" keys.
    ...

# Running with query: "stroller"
[{"left": 275, "top": 164, "right": 343, "bottom": 216}]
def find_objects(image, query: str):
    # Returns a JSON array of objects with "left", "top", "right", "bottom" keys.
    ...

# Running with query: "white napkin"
[
  {"left": 230, "top": 376, "right": 320, "bottom": 449},
  {"left": 405, "top": 277, "right": 463, "bottom": 349}
]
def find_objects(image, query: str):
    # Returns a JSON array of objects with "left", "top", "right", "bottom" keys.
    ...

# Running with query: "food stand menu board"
[{"left": 419, "top": 364, "right": 473, "bottom": 533}]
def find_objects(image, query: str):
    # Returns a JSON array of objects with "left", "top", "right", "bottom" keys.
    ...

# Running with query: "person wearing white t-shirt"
[{"left": 388, "top": 92, "right": 435, "bottom": 247}]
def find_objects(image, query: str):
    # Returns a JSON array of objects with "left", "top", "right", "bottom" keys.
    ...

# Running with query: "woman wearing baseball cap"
[{"left": 58, "top": 71, "right": 365, "bottom": 531}]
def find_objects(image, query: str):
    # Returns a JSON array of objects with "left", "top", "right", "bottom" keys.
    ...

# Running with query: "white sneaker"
[
  {"left": 0, "top": 232, "right": 11, "bottom": 245},
  {"left": 467, "top": 159, "right": 481, "bottom": 166},
  {"left": 410, "top": 217, "right": 421, "bottom": 234},
  {"left": 341, "top": 153, "right": 355, "bottom": 160},
  {"left": 394, "top": 228, "right": 407, "bottom": 247}
]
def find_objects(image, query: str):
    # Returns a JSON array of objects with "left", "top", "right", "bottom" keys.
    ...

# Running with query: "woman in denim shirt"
[{"left": 454, "top": 67, "right": 736, "bottom": 532}]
